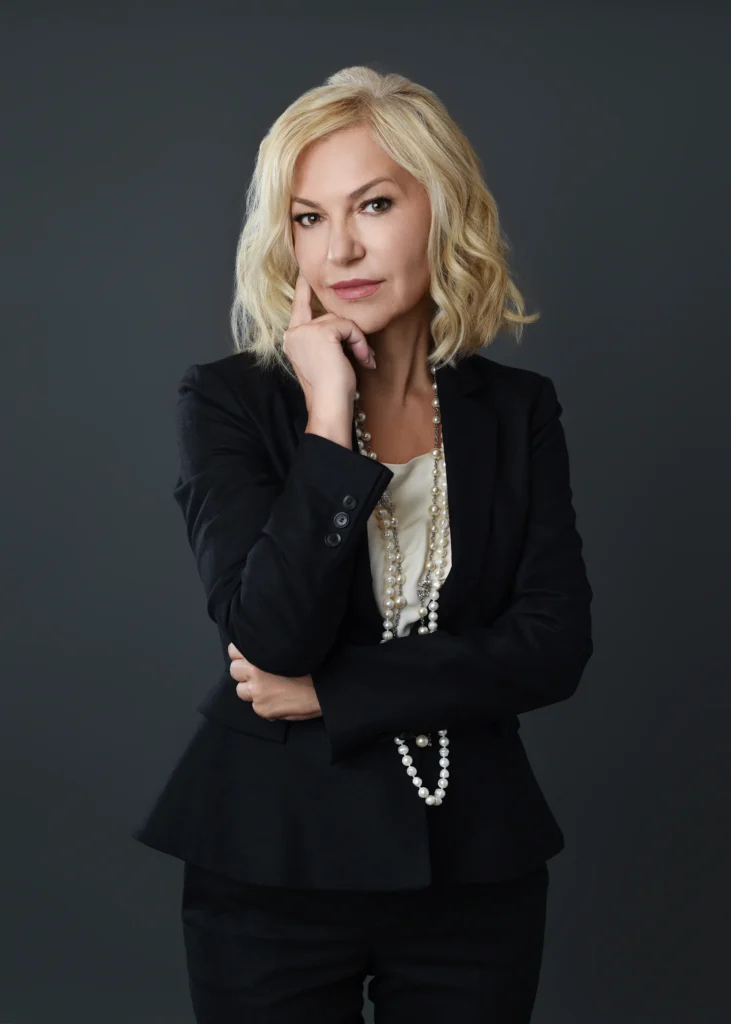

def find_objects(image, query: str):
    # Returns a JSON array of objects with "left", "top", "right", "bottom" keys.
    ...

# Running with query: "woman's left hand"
[{"left": 228, "top": 643, "right": 323, "bottom": 721}]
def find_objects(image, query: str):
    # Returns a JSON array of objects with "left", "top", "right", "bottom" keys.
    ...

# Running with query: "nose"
[{"left": 327, "top": 216, "right": 363, "bottom": 264}]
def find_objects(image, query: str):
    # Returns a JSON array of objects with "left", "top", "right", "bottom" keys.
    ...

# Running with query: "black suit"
[{"left": 133, "top": 349, "right": 593, "bottom": 890}]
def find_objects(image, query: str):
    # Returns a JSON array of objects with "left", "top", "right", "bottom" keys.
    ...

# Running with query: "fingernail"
[{"left": 369, "top": 353, "right": 377, "bottom": 369}]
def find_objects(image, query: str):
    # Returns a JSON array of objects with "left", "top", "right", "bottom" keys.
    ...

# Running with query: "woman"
[{"left": 134, "top": 65, "right": 593, "bottom": 1023}]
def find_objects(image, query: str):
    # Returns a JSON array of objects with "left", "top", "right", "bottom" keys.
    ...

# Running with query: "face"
[{"left": 289, "top": 125, "right": 433, "bottom": 332}]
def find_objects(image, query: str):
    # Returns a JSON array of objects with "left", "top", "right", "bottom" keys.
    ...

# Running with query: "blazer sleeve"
[
  {"left": 310, "top": 374, "right": 594, "bottom": 764},
  {"left": 172, "top": 361, "right": 394, "bottom": 676}
]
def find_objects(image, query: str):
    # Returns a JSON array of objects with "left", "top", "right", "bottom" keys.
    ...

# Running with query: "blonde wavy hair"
[{"left": 231, "top": 65, "right": 539, "bottom": 377}]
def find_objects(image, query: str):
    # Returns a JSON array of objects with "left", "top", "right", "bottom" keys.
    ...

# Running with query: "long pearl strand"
[{"left": 352, "top": 363, "right": 450, "bottom": 807}]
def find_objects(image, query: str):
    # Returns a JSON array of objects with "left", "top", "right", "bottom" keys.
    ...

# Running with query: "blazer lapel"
[
  {"left": 428, "top": 355, "right": 496, "bottom": 626},
  {"left": 283, "top": 354, "right": 496, "bottom": 637}
]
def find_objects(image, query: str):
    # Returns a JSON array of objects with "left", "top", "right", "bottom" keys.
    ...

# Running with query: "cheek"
[
  {"left": 389, "top": 215, "right": 429, "bottom": 269},
  {"left": 293, "top": 237, "right": 327, "bottom": 289},
  {"left": 292, "top": 234, "right": 307, "bottom": 267},
  {"left": 391, "top": 235, "right": 430, "bottom": 298},
  {"left": 293, "top": 227, "right": 315, "bottom": 260},
  {"left": 292, "top": 241, "right": 317, "bottom": 283}
]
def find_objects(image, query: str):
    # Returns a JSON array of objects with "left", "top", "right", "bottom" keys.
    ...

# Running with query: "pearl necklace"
[{"left": 353, "top": 362, "right": 450, "bottom": 808}]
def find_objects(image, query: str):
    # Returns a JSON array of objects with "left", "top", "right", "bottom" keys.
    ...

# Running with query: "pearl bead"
[{"left": 355, "top": 358, "right": 450, "bottom": 809}]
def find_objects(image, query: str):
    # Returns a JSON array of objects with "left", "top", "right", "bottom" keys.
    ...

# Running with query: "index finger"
[{"left": 287, "top": 272, "right": 314, "bottom": 330}]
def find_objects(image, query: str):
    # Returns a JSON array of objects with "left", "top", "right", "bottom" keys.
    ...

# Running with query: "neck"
[{"left": 355, "top": 329, "right": 434, "bottom": 407}]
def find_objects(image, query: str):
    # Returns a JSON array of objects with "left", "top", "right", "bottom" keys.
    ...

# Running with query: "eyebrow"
[{"left": 290, "top": 176, "right": 397, "bottom": 210}]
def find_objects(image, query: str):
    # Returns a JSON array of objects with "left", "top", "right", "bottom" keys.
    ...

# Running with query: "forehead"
[{"left": 291, "top": 127, "right": 405, "bottom": 196}]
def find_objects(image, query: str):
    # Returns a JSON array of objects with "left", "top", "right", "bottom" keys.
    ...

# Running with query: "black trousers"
[{"left": 181, "top": 859, "right": 550, "bottom": 1023}]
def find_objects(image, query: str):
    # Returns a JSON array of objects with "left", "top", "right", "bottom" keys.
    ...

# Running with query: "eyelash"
[{"left": 291, "top": 194, "right": 394, "bottom": 228}]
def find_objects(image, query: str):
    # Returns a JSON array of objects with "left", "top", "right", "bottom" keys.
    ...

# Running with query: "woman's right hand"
[{"left": 283, "top": 272, "right": 377, "bottom": 414}]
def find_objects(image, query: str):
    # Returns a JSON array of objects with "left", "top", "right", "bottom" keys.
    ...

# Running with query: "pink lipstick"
[{"left": 331, "top": 279, "right": 383, "bottom": 300}]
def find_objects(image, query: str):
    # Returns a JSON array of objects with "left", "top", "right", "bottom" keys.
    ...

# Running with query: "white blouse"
[{"left": 367, "top": 450, "right": 452, "bottom": 637}]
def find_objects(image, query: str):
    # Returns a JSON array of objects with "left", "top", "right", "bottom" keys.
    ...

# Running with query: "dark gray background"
[{"left": 2, "top": 2, "right": 729, "bottom": 1022}]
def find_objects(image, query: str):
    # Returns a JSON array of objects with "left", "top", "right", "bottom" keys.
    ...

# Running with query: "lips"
[{"left": 331, "top": 280, "right": 383, "bottom": 300}]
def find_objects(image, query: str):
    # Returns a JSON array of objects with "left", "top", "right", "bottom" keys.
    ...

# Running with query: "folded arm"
[
  {"left": 310, "top": 375, "right": 594, "bottom": 763},
  {"left": 173, "top": 362, "right": 394, "bottom": 676}
]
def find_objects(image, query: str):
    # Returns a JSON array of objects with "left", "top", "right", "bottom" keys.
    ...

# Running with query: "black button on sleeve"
[
  {"left": 333, "top": 511, "right": 350, "bottom": 528},
  {"left": 325, "top": 532, "right": 342, "bottom": 546}
]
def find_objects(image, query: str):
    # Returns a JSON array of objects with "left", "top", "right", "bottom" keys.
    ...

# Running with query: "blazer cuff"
[{"left": 289, "top": 431, "right": 394, "bottom": 510}]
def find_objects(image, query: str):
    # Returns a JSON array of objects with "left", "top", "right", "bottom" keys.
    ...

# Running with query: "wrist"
[{"left": 305, "top": 406, "right": 353, "bottom": 448}]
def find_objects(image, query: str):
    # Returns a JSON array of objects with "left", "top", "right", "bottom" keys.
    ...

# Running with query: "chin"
[{"left": 345, "top": 307, "right": 395, "bottom": 334}]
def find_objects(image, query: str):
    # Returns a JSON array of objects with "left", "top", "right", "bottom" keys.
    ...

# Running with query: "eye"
[
  {"left": 362, "top": 195, "right": 393, "bottom": 215},
  {"left": 291, "top": 211, "right": 320, "bottom": 228},
  {"left": 291, "top": 194, "right": 394, "bottom": 228}
]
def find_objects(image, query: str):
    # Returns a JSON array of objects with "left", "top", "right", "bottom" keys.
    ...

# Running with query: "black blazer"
[{"left": 132, "top": 349, "right": 594, "bottom": 890}]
